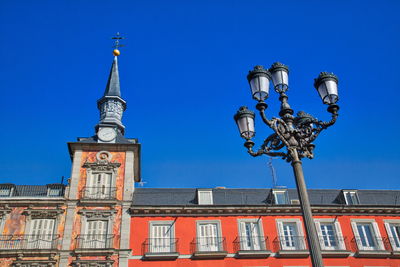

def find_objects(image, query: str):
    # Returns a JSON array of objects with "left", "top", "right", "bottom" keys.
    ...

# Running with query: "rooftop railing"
[{"left": 0, "top": 184, "right": 65, "bottom": 198}]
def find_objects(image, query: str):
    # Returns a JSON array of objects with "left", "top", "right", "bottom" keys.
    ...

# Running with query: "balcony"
[
  {"left": 387, "top": 237, "right": 400, "bottom": 258},
  {"left": 233, "top": 236, "right": 271, "bottom": 258},
  {"left": 352, "top": 236, "right": 391, "bottom": 258},
  {"left": 142, "top": 238, "right": 179, "bottom": 260},
  {"left": 274, "top": 236, "right": 309, "bottom": 258},
  {"left": 0, "top": 234, "right": 59, "bottom": 257},
  {"left": 80, "top": 187, "right": 117, "bottom": 204},
  {"left": 191, "top": 237, "right": 227, "bottom": 259},
  {"left": 319, "top": 236, "right": 351, "bottom": 258},
  {"left": 75, "top": 234, "right": 115, "bottom": 255}
]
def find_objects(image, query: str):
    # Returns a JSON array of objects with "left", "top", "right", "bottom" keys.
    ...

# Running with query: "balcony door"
[
  {"left": 150, "top": 223, "right": 173, "bottom": 253},
  {"left": 88, "top": 172, "right": 112, "bottom": 199},
  {"left": 86, "top": 220, "right": 108, "bottom": 248},
  {"left": 28, "top": 219, "right": 55, "bottom": 249},
  {"left": 198, "top": 222, "right": 220, "bottom": 252},
  {"left": 356, "top": 223, "right": 377, "bottom": 250},
  {"left": 277, "top": 220, "right": 304, "bottom": 250},
  {"left": 239, "top": 221, "right": 261, "bottom": 250}
]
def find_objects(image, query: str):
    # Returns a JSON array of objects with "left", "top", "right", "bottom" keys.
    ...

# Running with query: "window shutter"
[
  {"left": 372, "top": 222, "right": 384, "bottom": 250},
  {"left": 351, "top": 221, "right": 362, "bottom": 249},
  {"left": 314, "top": 221, "right": 324, "bottom": 249},
  {"left": 296, "top": 220, "right": 305, "bottom": 249},
  {"left": 239, "top": 221, "right": 247, "bottom": 249},
  {"left": 334, "top": 221, "right": 346, "bottom": 250},
  {"left": 384, "top": 222, "right": 397, "bottom": 251}
]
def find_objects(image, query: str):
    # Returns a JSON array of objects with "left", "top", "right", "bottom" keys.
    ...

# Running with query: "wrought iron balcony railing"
[
  {"left": 142, "top": 238, "right": 179, "bottom": 254},
  {"left": 233, "top": 236, "right": 269, "bottom": 252},
  {"left": 351, "top": 236, "right": 390, "bottom": 251},
  {"left": 274, "top": 236, "right": 308, "bottom": 251},
  {"left": 76, "top": 234, "right": 114, "bottom": 249},
  {"left": 191, "top": 237, "right": 226, "bottom": 253},
  {"left": 80, "top": 187, "right": 117, "bottom": 200},
  {"left": 387, "top": 236, "right": 400, "bottom": 252},
  {"left": 318, "top": 235, "right": 349, "bottom": 251},
  {"left": 0, "top": 234, "right": 59, "bottom": 250}
]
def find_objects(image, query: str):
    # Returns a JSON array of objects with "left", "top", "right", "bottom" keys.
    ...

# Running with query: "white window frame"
[
  {"left": 276, "top": 219, "right": 306, "bottom": 250},
  {"left": 197, "top": 189, "right": 213, "bottom": 205},
  {"left": 384, "top": 219, "right": 400, "bottom": 251},
  {"left": 351, "top": 219, "right": 384, "bottom": 251},
  {"left": 237, "top": 218, "right": 265, "bottom": 251},
  {"left": 314, "top": 218, "right": 345, "bottom": 250},
  {"left": 148, "top": 220, "right": 175, "bottom": 253},
  {"left": 273, "top": 189, "right": 289, "bottom": 205},
  {"left": 196, "top": 220, "right": 222, "bottom": 252},
  {"left": 343, "top": 190, "right": 359, "bottom": 205}
]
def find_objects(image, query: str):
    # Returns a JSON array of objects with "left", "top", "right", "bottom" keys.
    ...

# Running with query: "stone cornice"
[
  {"left": 129, "top": 205, "right": 400, "bottom": 217},
  {"left": 0, "top": 199, "right": 65, "bottom": 207}
]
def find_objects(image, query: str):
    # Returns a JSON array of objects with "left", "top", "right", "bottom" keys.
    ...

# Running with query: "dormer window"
[
  {"left": 273, "top": 189, "right": 289, "bottom": 204},
  {"left": 0, "top": 184, "right": 14, "bottom": 197},
  {"left": 343, "top": 190, "right": 359, "bottom": 205},
  {"left": 197, "top": 189, "right": 213, "bottom": 205}
]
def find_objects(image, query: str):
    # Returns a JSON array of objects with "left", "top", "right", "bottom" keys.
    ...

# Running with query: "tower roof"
[{"left": 103, "top": 56, "right": 121, "bottom": 97}]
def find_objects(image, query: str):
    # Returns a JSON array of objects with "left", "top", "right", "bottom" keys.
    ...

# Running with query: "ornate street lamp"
[{"left": 234, "top": 63, "right": 339, "bottom": 267}]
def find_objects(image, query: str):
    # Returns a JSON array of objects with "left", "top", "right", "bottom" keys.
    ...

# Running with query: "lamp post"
[{"left": 234, "top": 63, "right": 339, "bottom": 267}]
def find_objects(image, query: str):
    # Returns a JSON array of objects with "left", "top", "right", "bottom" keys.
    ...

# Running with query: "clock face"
[{"left": 98, "top": 127, "right": 117, "bottom": 142}]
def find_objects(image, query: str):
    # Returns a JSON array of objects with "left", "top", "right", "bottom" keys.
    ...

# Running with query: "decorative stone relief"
[
  {"left": 78, "top": 209, "right": 116, "bottom": 219},
  {"left": 82, "top": 152, "right": 120, "bottom": 172},
  {"left": 23, "top": 209, "right": 64, "bottom": 219}
]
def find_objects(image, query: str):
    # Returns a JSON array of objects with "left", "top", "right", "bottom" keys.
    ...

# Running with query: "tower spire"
[{"left": 95, "top": 33, "right": 127, "bottom": 139}]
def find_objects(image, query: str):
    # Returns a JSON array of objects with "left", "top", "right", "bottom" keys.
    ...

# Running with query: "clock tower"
[
  {"left": 95, "top": 53, "right": 126, "bottom": 143},
  {"left": 61, "top": 38, "right": 141, "bottom": 267}
]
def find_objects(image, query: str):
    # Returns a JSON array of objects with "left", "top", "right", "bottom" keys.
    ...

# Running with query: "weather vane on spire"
[{"left": 112, "top": 32, "right": 125, "bottom": 56}]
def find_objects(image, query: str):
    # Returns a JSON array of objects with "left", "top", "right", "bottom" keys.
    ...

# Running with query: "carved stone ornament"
[
  {"left": 82, "top": 151, "right": 120, "bottom": 171},
  {"left": 72, "top": 260, "right": 114, "bottom": 267},
  {"left": 23, "top": 209, "right": 64, "bottom": 219},
  {"left": 0, "top": 206, "right": 11, "bottom": 219},
  {"left": 78, "top": 209, "right": 116, "bottom": 219}
]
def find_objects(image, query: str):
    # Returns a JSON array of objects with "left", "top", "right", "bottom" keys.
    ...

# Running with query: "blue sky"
[{"left": 0, "top": 0, "right": 399, "bottom": 189}]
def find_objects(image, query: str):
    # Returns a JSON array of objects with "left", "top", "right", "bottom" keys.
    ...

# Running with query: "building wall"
[{"left": 129, "top": 214, "right": 400, "bottom": 267}]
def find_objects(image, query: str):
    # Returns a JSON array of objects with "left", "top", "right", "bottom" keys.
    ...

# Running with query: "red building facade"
[{"left": 129, "top": 188, "right": 400, "bottom": 267}]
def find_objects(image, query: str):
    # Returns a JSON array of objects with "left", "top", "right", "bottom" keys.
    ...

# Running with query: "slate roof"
[
  {"left": 103, "top": 56, "right": 121, "bottom": 97},
  {"left": 132, "top": 188, "right": 400, "bottom": 206}
]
